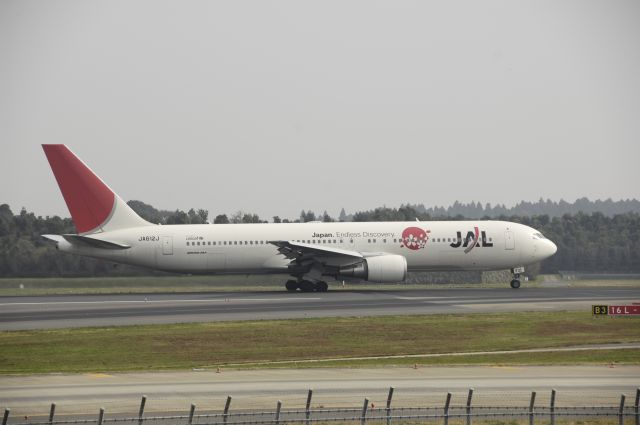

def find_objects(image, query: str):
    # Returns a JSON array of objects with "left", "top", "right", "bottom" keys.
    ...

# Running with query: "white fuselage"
[{"left": 57, "top": 220, "right": 556, "bottom": 278}]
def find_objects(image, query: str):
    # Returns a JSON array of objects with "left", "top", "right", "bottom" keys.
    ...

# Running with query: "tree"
[
  {"left": 273, "top": 216, "right": 282, "bottom": 223},
  {"left": 300, "top": 210, "right": 316, "bottom": 222},
  {"left": 187, "top": 208, "right": 204, "bottom": 224},
  {"left": 339, "top": 208, "right": 347, "bottom": 222},
  {"left": 242, "top": 213, "right": 261, "bottom": 223},
  {"left": 166, "top": 210, "right": 189, "bottom": 224},
  {"left": 197, "top": 209, "right": 209, "bottom": 223},
  {"left": 214, "top": 214, "right": 229, "bottom": 224},
  {"left": 230, "top": 211, "right": 244, "bottom": 224}
]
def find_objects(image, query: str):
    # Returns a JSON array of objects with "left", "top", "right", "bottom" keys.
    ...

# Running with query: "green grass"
[{"left": 1, "top": 311, "right": 638, "bottom": 374}]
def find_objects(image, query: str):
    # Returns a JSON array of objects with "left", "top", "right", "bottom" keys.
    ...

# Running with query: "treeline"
[
  {"left": 408, "top": 197, "right": 640, "bottom": 219},
  {"left": 128, "top": 200, "right": 329, "bottom": 224},
  {"left": 0, "top": 202, "right": 638, "bottom": 277}
]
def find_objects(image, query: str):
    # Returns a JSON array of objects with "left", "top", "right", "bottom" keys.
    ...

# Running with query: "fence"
[{"left": 4, "top": 388, "right": 640, "bottom": 425}]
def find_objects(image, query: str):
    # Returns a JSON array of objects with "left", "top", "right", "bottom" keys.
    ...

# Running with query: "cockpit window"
[{"left": 532, "top": 232, "right": 546, "bottom": 239}]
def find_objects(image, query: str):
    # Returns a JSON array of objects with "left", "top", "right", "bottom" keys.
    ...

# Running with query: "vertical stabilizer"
[{"left": 42, "top": 144, "right": 152, "bottom": 234}]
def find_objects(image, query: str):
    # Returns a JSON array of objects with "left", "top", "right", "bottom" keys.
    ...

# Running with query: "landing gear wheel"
[
  {"left": 300, "top": 280, "right": 315, "bottom": 293},
  {"left": 510, "top": 279, "right": 521, "bottom": 289},
  {"left": 285, "top": 280, "right": 298, "bottom": 292},
  {"left": 316, "top": 281, "right": 329, "bottom": 292}
]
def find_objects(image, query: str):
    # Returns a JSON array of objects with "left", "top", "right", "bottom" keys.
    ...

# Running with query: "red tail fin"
[{"left": 43, "top": 145, "right": 150, "bottom": 234}]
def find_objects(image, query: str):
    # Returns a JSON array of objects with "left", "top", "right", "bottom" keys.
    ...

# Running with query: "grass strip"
[{"left": 0, "top": 311, "right": 638, "bottom": 374}]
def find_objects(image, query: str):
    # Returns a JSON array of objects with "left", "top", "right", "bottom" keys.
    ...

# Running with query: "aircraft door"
[
  {"left": 504, "top": 231, "right": 515, "bottom": 250},
  {"left": 162, "top": 236, "right": 173, "bottom": 255}
]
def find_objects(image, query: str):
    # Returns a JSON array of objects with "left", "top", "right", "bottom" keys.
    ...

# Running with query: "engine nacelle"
[{"left": 338, "top": 254, "right": 407, "bottom": 283}]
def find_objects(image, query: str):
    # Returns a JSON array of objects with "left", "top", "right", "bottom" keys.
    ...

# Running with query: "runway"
[
  {"left": 1, "top": 366, "right": 638, "bottom": 415},
  {"left": 0, "top": 287, "right": 637, "bottom": 330}
]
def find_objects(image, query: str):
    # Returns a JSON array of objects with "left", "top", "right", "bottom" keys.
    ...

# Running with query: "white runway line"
[{"left": 0, "top": 297, "right": 322, "bottom": 306}]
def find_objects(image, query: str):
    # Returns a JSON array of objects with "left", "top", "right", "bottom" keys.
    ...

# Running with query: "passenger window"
[
  {"left": 340, "top": 240, "right": 343, "bottom": 243},
  {"left": 368, "top": 239, "right": 371, "bottom": 243},
  {"left": 383, "top": 239, "right": 386, "bottom": 243},
  {"left": 186, "top": 242, "right": 190, "bottom": 246},
  {"left": 373, "top": 239, "right": 376, "bottom": 243}
]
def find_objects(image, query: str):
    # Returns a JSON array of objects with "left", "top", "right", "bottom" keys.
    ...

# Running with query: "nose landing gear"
[{"left": 510, "top": 266, "right": 525, "bottom": 289}]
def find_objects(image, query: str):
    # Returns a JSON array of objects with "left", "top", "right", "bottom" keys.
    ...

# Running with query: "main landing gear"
[
  {"left": 285, "top": 279, "right": 329, "bottom": 292},
  {"left": 510, "top": 266, "right": 525, "bottom": 289}
]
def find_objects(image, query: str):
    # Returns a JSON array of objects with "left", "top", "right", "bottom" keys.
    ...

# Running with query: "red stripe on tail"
[{"left": 42, "top": 145, "right": 115, "bottom": 234}]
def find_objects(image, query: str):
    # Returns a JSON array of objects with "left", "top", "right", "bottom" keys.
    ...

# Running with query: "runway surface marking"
[
  {"left": 217, "top": 342, "right": 640, "bottom": 366},
  {"left": 0, "top": 297, "right": 321, "bottom": 306}
]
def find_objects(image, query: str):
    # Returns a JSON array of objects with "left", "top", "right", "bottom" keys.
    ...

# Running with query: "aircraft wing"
[{"left": 269, "top": 240, "right": 363, "bottom": 262}]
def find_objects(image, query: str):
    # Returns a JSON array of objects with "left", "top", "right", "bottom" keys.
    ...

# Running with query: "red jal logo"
[{"left": 401, "top": 227, "right": 429, "bottom": 250}]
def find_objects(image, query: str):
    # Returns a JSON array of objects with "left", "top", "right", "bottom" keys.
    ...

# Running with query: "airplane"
[{"left": 41, "top": 144, "right": 557, "bottom": 291}]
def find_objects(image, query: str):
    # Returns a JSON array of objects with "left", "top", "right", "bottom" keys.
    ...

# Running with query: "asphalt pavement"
[
  {"left": 1, "top": 366, "right": 638, "bottom": 415},
  {"left": 1, "top": 286, "right": 638, "bottom": 330}
]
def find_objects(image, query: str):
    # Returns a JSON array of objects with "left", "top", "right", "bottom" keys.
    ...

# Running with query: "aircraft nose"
[{"left": 542, "top": 240, "right": 557, "bottom": 258}]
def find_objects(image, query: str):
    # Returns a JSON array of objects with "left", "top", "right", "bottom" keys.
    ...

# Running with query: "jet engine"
[{"left": 338, "top": 254, "right": 407, "bottom": 283}]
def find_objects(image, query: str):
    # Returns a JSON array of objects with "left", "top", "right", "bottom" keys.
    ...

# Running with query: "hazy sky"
[{"left": 2, "top": 1, "right": 639, "bottom": 220}]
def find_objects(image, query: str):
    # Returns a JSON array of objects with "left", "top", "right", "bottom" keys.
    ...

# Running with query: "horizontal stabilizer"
[{"left": 42, "top": 234, "right": 130, "bottom": 250}]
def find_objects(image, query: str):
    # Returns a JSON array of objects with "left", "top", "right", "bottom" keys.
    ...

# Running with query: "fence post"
[
  {"left": 97, "top": 408, "right": 105, "bottom": 425},
  {"left": 2, "top": 409, "right": 9, "bottom": 425},
  {"left": 550, "top": 389, "right": 556, "bottom": 425},
  {"left": 635, "top": 388, "right": 639, "bottom": 425},
  {"left": 188, "top": 404, "right": 196, "bottom": 425},
  {"left": 620, "top": 394, "right": 626, "bottom": 425},
  {"left": 305, "top": 389, "right": 313, "bottom": 425},
  {"left": 466, "top": 388, "right": 474, "bottom": 425},
  {"left": 275, "top": 400, "right": 282, "bottom": 425},
  {"left": 223, "top": 396, "right": 232, "bottom": 425},
  {"left": 138, "top": 395, "right": 147, "bottom": 425},
  {"left": 48, "top": 403, "right": 56, "bottom": 425},
  {"left": 528, "top": 391, "right": 536, "bottom": 425},
  {"left": 444, "top": 392, "right": 452, "bottom": 425},
  {"left": 386, "top": 387, "right": 394, "bottom": 425},
  {"left": 361, "top": 398, "right": 369, "bottom": 425}
]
